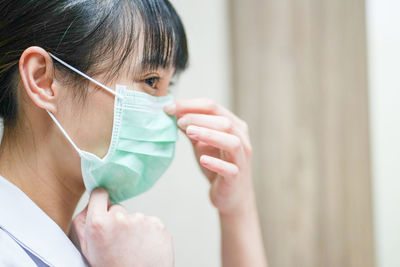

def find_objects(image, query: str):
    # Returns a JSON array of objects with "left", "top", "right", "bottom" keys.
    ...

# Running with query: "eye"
[{"left": 144, "top": 77, "right": 161, "bottom": 89}]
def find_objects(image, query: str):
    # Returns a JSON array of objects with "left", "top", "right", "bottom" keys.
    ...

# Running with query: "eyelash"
[{"left": 144, "top": 76, "right": 161, "bottom": 89}]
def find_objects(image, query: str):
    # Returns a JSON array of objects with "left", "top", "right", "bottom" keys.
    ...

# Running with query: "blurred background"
[{"left": 74, "top": 0, "right": 400, "bottom": 267}]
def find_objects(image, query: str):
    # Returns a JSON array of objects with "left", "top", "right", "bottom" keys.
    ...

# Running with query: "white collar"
[{"left": 0, "top": 175, "right": 87, "bottom": 267}]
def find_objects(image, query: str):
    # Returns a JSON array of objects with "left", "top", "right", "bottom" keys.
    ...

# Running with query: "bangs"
[
  {"left": 105, "top": 0, "right": 189, "bottom": 78},
  {"left": 137, "top": 0, "right": 188, "bottom": 72}
]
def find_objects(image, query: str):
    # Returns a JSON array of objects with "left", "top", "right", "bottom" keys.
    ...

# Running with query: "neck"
[{"left": 0, "top": 124, "right": 85, "bottom": 234}]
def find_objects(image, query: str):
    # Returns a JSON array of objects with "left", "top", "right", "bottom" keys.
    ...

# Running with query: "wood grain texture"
[{"left": 228, "top": 0, "right": 374, "bottom": 266}]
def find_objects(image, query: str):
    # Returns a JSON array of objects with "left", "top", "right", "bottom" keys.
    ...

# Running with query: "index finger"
[
  {"left": 167, "top": 99, "right": 249, "bottom": 131},
  {"left": 165, "top": 98, "right": 234, "bottom": 119},
  {"left": 166, "top": 99, "right": 251, "bottom": 148},
  {"left": 87, "top": 188, "right": 110, "bottom": 218}
]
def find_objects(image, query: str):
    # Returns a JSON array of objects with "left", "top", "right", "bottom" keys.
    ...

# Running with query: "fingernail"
[
  {"left": 200, "top": 155, "right": 211, "bottom": 165},
  {"left": 186, "top": 125, "right": 199, "bottom": 138},
  {"left": 164, "top": 103, "right": 176, "bottom": 115},
  {"left": 177, "top": 117, "right": 189, "bottom": 130}
]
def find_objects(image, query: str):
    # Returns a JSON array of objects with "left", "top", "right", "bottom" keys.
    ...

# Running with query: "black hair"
[{"left": 0, "top": 0, "right": 189, "bottom": 128}]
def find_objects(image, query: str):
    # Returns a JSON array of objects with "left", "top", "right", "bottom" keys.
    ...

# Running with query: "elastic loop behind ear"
[{"left": 46, "top": 110, "right": 82, "bottom": 156}]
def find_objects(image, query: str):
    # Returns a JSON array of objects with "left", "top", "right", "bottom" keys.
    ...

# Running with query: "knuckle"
[
  {"left": 245, "top": 144, "right": 253, "bottom": 156},
  {"left": 90, "top": 214, "right": 105, "bottom": 230},
  {"left": 231, "top": 136, "right": 242, "bottom": 151},
  {"left": 222, "top": 118, "right": 233, "bottom": 133},
  {"left": 203, "top": 98, "right": 217, "bottom": 112},
  {"left": 148, "top": 216, "right": 166, "bottom": 229},
  {"left": 113, "top": 211, "right": 128, "bottom": 226},
  {"left": 182, "top": 114, "right": 192, "bottom": 122},
  {"left": 88, "top": 216, "right": 108, "bottom": 238},
  {"left": 242, "top": 121, "right": 249, "bottom": 133},
  {"left": 128, "top": 214, "right": 139, "bottom": 225},
  {"left": 231, "top": 166, "right": 240, "bottom": 177},
  {"left": 128, "top": 212, "right": 145, "bottom": 224},
  {"left": 133, "top": 212, "right": 145, "bottom": 220},
  {"left": 110, "top": 203, "right": 125, "bottom": 212}
]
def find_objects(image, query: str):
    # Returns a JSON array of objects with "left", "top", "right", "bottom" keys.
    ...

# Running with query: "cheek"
[{"left": 75, "top": 89, "right": 115, "bottom": 158}]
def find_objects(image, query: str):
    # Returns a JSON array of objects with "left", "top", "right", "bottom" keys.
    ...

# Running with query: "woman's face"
[
  {"left": 56, "top": 64, "right": 176, "bottom": 160},
  {"left": 14, "top": 45, "right": 181, "bottom": 188}
]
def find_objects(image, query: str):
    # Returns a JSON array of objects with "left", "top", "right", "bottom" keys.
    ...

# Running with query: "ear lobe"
[{"left": 19, "top": 46, "right": 57, "bottom": 113}]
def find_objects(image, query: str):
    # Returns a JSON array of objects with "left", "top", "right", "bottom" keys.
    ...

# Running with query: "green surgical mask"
[{"left": 47, "top": 54, "right": 178, "bottom": 203}]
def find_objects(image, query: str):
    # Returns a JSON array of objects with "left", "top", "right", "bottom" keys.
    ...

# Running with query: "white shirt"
[{"left": 0, "top": 175, "right": 88, "bottom": 267}]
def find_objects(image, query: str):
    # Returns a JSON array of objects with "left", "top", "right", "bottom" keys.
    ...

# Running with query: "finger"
[
  {"left": 178, "top": 113, "right": 252, "bottom": 155},
  {"left": 177, "top": 114, "right": 233, "bottom": 132},
  {"left": 129, "top": 212, "right": 145, "bottom": 223},
  {"left": 200, "top": 155, "right": 239, "bottom": 181},
  {"left": 147, "top": 216, "right": 166, "bottom": 229},
  {"left": 165, "top": 99, "right": 251, "bottom": 151},
  {"left": 72, "top": 206, "right": 88, "bottom": 250},
  {"left": 73, "top": 206, "right": 88, "bottom": 235},
  {"left": 166, "top": 98, "right": 247, "bottom": 130},
  {"left": 165, "top": 99, "right": 234, "bottom": 120},
  {"left": 87, "top": 188, "right": 109, "bottom": 218},
  {"left": 186, "top": 125, "right": 243, "bottom": 162},
  {"left": 109, "top": 204, "right": 128, "bottom": 215}
]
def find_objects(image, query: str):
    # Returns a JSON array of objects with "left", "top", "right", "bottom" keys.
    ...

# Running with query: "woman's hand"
[
  {"left": 72, "top": 188, "right": 174, "bottom": 267},
  {"left": 165, "top": 99, "right": 267, "bottom": 267},
  {"left": 164, "top": 98, "right": 254, "bottom": 217}
]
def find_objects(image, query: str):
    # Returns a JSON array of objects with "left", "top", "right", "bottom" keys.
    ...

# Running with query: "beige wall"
[{"left": 229, "top": 0, "right": 374, "bottom": 266}]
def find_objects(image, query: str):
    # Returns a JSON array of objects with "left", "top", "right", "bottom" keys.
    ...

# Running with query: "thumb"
[{"left": 72, "top": 206, "right": 88, "bottom": 253}]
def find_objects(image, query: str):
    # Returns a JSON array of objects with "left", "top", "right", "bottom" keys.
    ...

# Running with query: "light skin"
[
  {"left": 73, "top": 188, "right": 175, "bottom": 267},
  {"left": 165, "top": 100, "right": 268, "bottom": 267},
  {"left": 0, "top": 46, "right": 267, "bottom": 266}
]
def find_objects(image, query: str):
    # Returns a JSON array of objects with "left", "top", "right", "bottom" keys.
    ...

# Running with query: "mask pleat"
[
  {"left": 79, "top": 85, "right": 178, "bottom": 203},
  {"left": 119, "top": 125, "right": 177, "bottom": 142},
  {"left": 121, "top": 108, "right": 175, "bottom": 126},
  {"left": 117, "top": 139, "right": 175, "bottom": 158}
]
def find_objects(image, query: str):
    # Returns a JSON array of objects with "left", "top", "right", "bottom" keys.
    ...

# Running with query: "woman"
[{"left": 0, "top": 0, "right": 267, "bottom": 266}]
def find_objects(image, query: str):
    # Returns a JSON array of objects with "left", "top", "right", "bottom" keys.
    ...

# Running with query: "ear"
[{"left": 19, "top": 46, "right": 58, "bottom": 113}]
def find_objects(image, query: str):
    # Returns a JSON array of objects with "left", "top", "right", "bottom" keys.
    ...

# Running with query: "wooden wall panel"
[{"left": 228, "top": 0, "right": 374, "bottom": 266}]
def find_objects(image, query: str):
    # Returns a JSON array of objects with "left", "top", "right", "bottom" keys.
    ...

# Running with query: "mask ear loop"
[
  {"left": 46, "top": 110, "right": 83, "bottom": 156},
  {"left": 49, "top": 53, "right": 125, "bottom": 99},
  {"left": 46, "top": 53, "right": 124, "bottom": 156}
]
